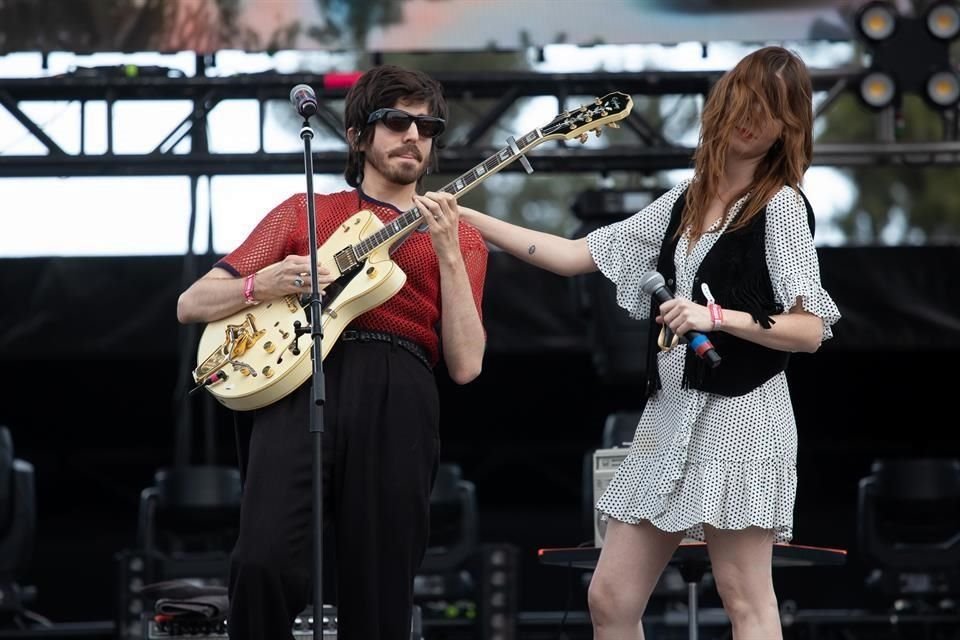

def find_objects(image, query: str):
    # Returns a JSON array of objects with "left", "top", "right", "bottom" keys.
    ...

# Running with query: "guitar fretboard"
[{"left": 355, "top": 129, "right": 543, "bottom": 258}]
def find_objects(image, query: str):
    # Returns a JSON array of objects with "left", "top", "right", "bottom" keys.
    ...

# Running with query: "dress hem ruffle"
[
  {"left": 596, "top": 453, "right": 797, "bottom": 544},
  {"left": 598, "top": 511, "right": 794, "bottom": 543}
]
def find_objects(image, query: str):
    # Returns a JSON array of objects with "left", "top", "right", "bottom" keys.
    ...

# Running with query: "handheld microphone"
[
  {"left": 289, "top": 84, "right": 318, "bottom": 118},
  {"left": 640, "top": 271, "right": 722, "bottom": 368}
]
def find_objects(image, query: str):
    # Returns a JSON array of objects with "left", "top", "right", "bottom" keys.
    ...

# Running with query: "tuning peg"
[
  {"left": 594, "top": 129, "right": 602, "bottom": 137},
  {"left": 607, "top": 122, "right": 621, "bottom": 129},
  {"left": 578, "top": 133, "right": 589, "bottom": 144}
]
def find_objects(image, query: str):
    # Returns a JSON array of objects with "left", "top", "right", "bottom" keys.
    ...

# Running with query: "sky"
[{"left": 0, "top": 42, "right": 857, "bottom": 257}]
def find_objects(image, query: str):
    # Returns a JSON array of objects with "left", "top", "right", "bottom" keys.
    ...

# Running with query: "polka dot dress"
[{"left": 587, "top": 179, "right": 841, "bottom": 542}]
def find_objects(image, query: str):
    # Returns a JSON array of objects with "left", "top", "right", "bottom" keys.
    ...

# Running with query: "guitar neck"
[{"left": 354, "top": 129, "right": 544, "bottom": 258}]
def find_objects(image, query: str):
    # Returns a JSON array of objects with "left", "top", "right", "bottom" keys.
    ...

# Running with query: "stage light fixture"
[
  {"left": 926, "top": 1, "right": 960, "bottom": 40},
  {"left": 858, "top": 458, "right": 960, "bottom": 609},
  {"left": 926, "top": 70, "right": 960, "bottom": 107},
  {"left": 854, "top": 1, "right": 960, "bottom": 113},
  {"left": 859, "top": 71, "right": 898, "bottom": 109},
  {"left": 858, "top": 1, "right": 898, "bottom": 41}
]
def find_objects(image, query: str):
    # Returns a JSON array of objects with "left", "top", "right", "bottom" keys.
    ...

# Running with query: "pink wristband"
[
  {"left": 243, "top": 274, "right": 259, "bottom": 305},
  {"left": 708, "top": 302, "right": 723, "bottom": 330}
]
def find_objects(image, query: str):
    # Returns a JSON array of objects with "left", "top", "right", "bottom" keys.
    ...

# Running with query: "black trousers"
[{"left": 227, "top": 339, "right": 440, "bottom": 640}]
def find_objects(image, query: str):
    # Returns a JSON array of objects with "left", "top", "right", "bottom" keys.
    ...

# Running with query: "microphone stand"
[{"left": 293, "top": 116, "right": 327, "bottom": 640}]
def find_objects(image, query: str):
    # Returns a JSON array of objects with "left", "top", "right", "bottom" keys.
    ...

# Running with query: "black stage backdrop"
[{"left": 1, "top": 246, "right": 958, "bottom": 623}]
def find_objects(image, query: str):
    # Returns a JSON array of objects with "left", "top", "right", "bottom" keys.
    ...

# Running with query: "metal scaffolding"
[{"left": 4, "top": 63, "right": 960, "bottom": 178}]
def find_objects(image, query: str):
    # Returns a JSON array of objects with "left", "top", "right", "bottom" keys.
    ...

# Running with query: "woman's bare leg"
[
  {"left": 588, "top": 519, "right": 685, "bottom": 639},
  {"left": 703, "top": 524, "right": 781, "bottom": 640}
]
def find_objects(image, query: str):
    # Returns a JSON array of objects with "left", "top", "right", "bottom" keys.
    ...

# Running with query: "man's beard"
[{"left": 367, "top": 144, "right": 427, "bottom": 186}]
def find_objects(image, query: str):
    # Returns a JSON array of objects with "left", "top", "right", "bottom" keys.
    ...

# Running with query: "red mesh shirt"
[{"left": 215, "top": 190, "right": 488, "bottom": 367}]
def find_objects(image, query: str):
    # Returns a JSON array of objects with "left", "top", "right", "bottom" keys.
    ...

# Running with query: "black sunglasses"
[{"left": 366, "top": 108, "right": 446, "bottom": 138}]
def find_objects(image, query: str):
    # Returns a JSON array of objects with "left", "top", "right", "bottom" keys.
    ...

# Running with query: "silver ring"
[{"left": 293, "top": 277, "right": 304, "bottom": 288}]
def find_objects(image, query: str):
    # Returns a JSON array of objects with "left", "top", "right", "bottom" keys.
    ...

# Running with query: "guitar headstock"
[{"left": 540, "top": 91, "right": 634, "bottom": 143}]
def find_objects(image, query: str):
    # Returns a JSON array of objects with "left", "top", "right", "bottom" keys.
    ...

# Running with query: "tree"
[
  {"left": 817, "top": 82, "right": 960, "bottom": 245},
  {"left": 0, "top": 0, "right": 291, "bottom": 53}
]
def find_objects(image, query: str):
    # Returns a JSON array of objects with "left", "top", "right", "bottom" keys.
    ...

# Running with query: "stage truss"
[{"left": 3, "top": 59, "right": 960, "bottom": 178}]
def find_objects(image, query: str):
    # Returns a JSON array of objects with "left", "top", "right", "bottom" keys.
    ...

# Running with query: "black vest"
[{"left": 644, "top": 187, "right": 815, "bottom": 398}]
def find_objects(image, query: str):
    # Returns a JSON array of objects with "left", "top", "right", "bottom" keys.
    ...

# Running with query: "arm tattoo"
[{"left": 527, "top": 244, "right": 536, "bottom": 255}]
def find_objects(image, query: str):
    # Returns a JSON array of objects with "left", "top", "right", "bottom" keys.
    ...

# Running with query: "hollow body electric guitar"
[{"left": 194, "top": 92, "right": 634, "bottom": 411}]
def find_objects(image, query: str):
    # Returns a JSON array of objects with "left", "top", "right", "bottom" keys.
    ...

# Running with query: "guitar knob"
[
  {"left": 366, "top": 266, "right": 377, "bottom": 278},
  {"left": 262, "top": 366, "right": 274, "bottom": 378},
  {"left": 240, "top": 368, "right": 252, "bottom": 376},
  {"left": 263, "top": 341, "right": 276, "bottom": 354}
]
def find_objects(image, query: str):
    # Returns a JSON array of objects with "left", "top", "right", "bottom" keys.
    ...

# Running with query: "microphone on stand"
[
  {"left": 640, "top": 271, "right": 722, "bottom": 368},
  {"left": 289, "top": 80, "right": 328, "bottom": 633},
  {"left": 289, "top": 83, "right": 318, "bottom": 118}
]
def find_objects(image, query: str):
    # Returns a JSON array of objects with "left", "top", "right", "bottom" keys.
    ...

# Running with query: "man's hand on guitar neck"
[
  {"left": 413, "top": 191, "right": 485, "bottom": 384},
  {"left": 414, "top": 192, "right": 464, "bottom": 264}
]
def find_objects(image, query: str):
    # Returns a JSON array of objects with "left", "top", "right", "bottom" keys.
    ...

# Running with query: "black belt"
[{"left": 339, "top": 330, "right": 431, "bottom": 370}]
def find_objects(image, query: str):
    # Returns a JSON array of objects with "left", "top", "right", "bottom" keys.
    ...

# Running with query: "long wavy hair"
[
  {"left": 681, "top": 46, "right": 813, "bottom": 244},
  {"left": 343, "top": 64, "right": 448, "bottom": 189}
]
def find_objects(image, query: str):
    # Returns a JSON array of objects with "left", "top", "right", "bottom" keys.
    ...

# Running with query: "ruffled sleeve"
[
  {"left": 586, "top": 180, "right": 689, "bottom": 319},
  {"left": 764, "top": 186, "right": 841, "bottom": 340}
]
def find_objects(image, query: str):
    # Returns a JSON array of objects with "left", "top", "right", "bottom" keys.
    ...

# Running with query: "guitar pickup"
[{"left": 334, "top": 247, "right": 358, "bottom": 272}]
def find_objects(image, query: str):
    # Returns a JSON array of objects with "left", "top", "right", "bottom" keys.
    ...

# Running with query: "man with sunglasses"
[{"left": 176, "top": 65, "right": 488, "bottom": 640}]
